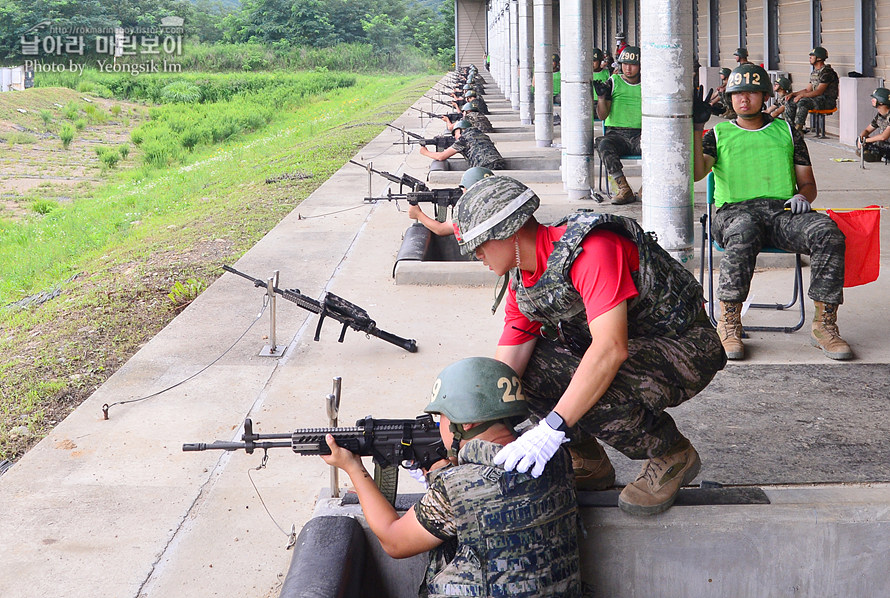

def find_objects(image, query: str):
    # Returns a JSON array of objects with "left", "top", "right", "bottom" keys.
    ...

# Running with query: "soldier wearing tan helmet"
[{"left": 692, "top": 63, "right": 852, "bottom": 361}]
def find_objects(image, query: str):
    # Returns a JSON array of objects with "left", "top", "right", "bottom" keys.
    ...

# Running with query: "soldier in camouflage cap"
[
  {"left": 693, "top": 63, "right": 852, "bottom": 362},
  {"left": 322, "top": 357, "right": 584, "bottom": 597},
  {"left": 419, "top": 120, "right": 506, "bottom": 170},
  {"left": 454, "top": 176, "right": 726, "bottom": 516}
]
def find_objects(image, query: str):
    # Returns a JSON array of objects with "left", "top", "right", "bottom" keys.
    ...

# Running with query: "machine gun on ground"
[
  {"left": 222, "top": 265, "right": 417, "bottom": 353},
  {"left": 387, "top": 124, "right": 454, "bottom": 152},
  {"left": 184, "top": 414, "right": 446, "bottom": 505},
  {"left": 410, "top": 106, "right": 461, "bottom": 123},
  {"left": 364, "top": 187, "right": 462, "bottom": 223},
  {"left": 348, "top": 159, "right": 428, "bottom": 192}
]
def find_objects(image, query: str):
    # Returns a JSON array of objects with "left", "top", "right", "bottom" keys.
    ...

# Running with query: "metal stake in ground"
[{"left": 327, "top": 376, "right": 342, "bottom": 499}]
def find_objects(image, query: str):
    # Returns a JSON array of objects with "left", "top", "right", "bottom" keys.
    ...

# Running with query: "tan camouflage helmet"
[{"left": 453, "top": 176, "right": 540, "bottom": 255}]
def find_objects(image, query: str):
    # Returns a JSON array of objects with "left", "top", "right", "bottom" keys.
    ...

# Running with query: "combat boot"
[
  {"left": 811, "top": 301, "right": 853, "bottom": 360},
  {"left": 568, "top": 439, "right": 615, "bottom": 491},
  {"left": 611, "top": 175, "right": 636, "bottom": 205},
  {"left": 716, "top": 301, "right": 745, "bottom": 360},
  {"left": 618, "top": 436, "right": 701, "bottom": 516}
]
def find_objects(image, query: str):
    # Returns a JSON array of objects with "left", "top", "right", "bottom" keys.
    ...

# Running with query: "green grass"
[{"left": 0, "top": 70, "right": 439, "bottom": 460}]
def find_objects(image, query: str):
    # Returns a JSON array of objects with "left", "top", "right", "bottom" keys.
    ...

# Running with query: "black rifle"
[
  {"left": 223, "top": 265, "right": 417, "bottom": 353},
  {"left": 348, "top": 159, "right": 428, "bottom": 192},
  {"left": 411, "top": 106, "right": 461, "bottom": 123},
  {"left": 423, "top": 94, "right": 459, "bottom": 109},
  {"left": 387, "top": 125, "right": 454, "bottom": 152},
  {"left": 184, "top": 415, "right": 446, "bottom": 505},
  {"left": 364, "top": 188, "right": 462, "bottom": 222}
]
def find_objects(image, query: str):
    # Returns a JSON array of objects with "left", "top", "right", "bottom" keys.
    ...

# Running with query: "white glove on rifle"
[
  {"left": 493, "top": 419, "right": 567, "bottom": 478},
  {"left": 784, "top": 194, "right": 812, "bottom": 215}
]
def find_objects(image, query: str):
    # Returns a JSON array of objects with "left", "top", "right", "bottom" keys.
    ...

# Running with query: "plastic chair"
[
  {"left": 595, "top": 126, "right": 642, "bottom": 198},
  {"left": 808, "top": 107, "right": 837, "bottom": 139},
  {"left": 698, "top": 172, "right": 806, "bottom": 333}
]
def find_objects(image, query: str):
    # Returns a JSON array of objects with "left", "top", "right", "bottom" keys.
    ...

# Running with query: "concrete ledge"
[
  {"left": 393, "top": 260, "right": 498, "bottom": 286},
  {"left": 429, "top": 169, "right": 565, "bottom": 184}
]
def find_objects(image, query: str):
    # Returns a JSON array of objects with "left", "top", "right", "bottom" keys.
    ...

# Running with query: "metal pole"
[
  {"left": 259, "top": 271, "right": 280, "bottom": 356},
  {"left": 533, "top": 0, "right": 554, "bottom": 146},
  {"left": 560, "top": 0, "right": 594, "bottom": 200},
  {"left": 640, "top": 0, "right": 695, "bottom": 264},
  {"left": 326, "top": 377, "right": 341, "bottom": 499},
  {"left": 510, "top": 0, "right": 521, "bottom": 110},
  {"left": 518, "top": 0, "right": 534, "bottom": 124}
]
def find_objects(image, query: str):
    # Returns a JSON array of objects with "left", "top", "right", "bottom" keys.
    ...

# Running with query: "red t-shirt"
[{"left": 499, "top": 224, "right": 640, "bottom": 346}]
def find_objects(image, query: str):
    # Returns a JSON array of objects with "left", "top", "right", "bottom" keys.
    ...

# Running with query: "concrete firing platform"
[{"left": 2, "top": 71, "right": 890, "bottom": 598}]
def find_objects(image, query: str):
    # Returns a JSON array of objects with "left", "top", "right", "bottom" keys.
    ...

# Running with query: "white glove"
[
  {"left": 784, "top": 194, "right": 812, "bottom": 215},
  {"left": 493, "top": 420, "right": 567, "bottom": 478},
  {"left": 402, "top": 461, "right": 428, "bottom": 490}
]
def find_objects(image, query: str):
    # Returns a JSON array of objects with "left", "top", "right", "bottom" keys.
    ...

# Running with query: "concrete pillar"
[
  {"left": 533, "top": 0, "right": 554, "bottom": 145},
  {"left": 518, "top": 0, "right": 534, "bottom": 123},
  {"left": 509, "top": 0, "right": 519, "bottom": 110},
  {"left": 560, "top": 0, "right": 594, "bottom": 200},
  {"left": 839, "top": 76, "right": 881, "bottom": 146},
  {"left": 640, "top": 0, "right": 695, "bottom": 265},
  {"left": 501, "top": 6, "right": 511, "bottom": 96}
]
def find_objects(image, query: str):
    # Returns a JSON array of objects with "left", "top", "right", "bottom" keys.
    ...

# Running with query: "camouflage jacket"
[
  {"left": 465, "top": 111, "right": 494, "bottom": 133},
  {"left": 451, "top": 128, "right": 505, "bottom": 170},
  {"left": 512, "top": 212, "right": 705, "bottom": 348},
  {"left": 417, "top": 439, "right": 582, "bottom": 598}
]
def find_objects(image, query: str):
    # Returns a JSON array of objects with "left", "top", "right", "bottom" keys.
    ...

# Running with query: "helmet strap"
[
  {"left": 448, "top": 420, "right": 499, "bottom": 457},
  {"left": 491, "top": 273, "right": 510, "bottom": 314}
]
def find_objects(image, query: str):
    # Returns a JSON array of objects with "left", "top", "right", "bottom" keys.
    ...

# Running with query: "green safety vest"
[
  {"left": 604, "top": 74, "right": 642, "bottom": 129},
  {"left": 552, "top": 71, "right": 561, "bottom": 96},
  {"left": 711, "top": 119, "right": 796, "bottom": 208}
]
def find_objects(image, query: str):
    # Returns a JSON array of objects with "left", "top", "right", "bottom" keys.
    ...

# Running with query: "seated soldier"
[
  {"left": 593, "top": 46, "right": 643, "bottom": 204},
  {"left": 419, "top": 120, "right": 506, "bottom": 170},
  {"left": 765, "top": 76, "right": 792, "bottom": 119},
  {"left": 709, "top": 67, "right": 733, "bottom": 118},
  {"left": 321, "top": 357, "right": 584, "bottom": 597},
  {"left": 857, "top": 87, "right": 890, "bottom": 162},
  {"left": 407, "top": 167, "right": 493, "bottom": 237},
  {"left": 783, "top": 47, "right": 839, "bottom": 134}
]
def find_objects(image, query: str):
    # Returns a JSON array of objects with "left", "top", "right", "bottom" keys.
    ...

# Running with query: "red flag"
[{"left": 826, "top": 206, "right": 881, "bottom": 287}]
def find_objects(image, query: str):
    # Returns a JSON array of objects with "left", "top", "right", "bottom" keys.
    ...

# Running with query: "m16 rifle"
[
  {"left": 348, "top": 159, "right": 428, "bottom": 192},
  {"left": 184, "top": 414, "right": 446, "bottom": 505},
  {"left": 386, "top": 124, "right": 454, "bottom": 152},
  {"left": 410, "top": 106, "right": 461, "bottom": 123},
  {"left": 423, "top": 94, "right": 460, "bottom": 110},
  {"left": 222, "top": 265, "right": 418, "bottom": 353},
  {"left": 364, "top": 187, "right": 463, "bottom": 223}
]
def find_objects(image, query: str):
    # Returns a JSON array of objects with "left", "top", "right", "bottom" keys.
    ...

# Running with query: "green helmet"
[
  {"left": 463, "top": 83, "right": 472, "bottom": 90},
  {"left": 809, "top": 47, "right": 828, "bottom": 60},
  {"left": 454, "top": 176, "right": 540, "bottom": 255},
  {"left": 465, "top": 90, "right": 478, "bottom": 98},
  {"left": 459, "top": 166, "right": 494, "bottom": 190},
  {"left": 775, "top": 76, "right": 792, "bottom": 92},
  {"left": 871, "top": 87, "right": 890, "bottom": 106},
  {"left": 617, "top": 46, "right": 640, "bottom": 65},
  {"left": 461, "top": 101, "right": 479, "bottom": 112},
  {"left": 725, "top": 63, "right": 772, "bottom": 97},
  {"left": 424, "top": 357, "right": 528, "bottom": 426},
  {"left": 591, "top": 47, "right": 604, "bottom": 62},
  {"left": 719, "top": 67, "right": 731, "bottom": 78},
  {"left": 452, "top": 119, "right": 473, "bottom": 132}
]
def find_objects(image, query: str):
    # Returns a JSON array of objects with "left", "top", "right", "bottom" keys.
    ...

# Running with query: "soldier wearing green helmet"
[
  {"left": 590, "top": 47, "right": 610, "bottom": 102},
  {"left": 765, "top": 75, "right": 793, "bottom": 119},
  {"left": 452, "top": 175, "right": 726, "bottom": 516},
  {"left": 322, "top": 357, "right": 583, "bottom": 597},
  {"left": 783, "top": 46, "right": 839, "bottom": 134},
  {"left": 419, "top": 118, "right": 505, "bottom": 170},
  {"left": 693, "top": 63, "right": 852, "bottom": 362},
  {"left": 857, "top": 87, "right": 890, "bottom": 162},
  {"left": 458, "top": 101, "right": 493, "bottom": 133},
  {"left": 592, "top": 45, "right": 643, "bottom": 204}
]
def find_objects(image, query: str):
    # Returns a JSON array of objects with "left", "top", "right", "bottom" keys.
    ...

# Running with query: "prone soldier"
[{"left": 419, "top": 120, "right": 506, "bottom": 170}]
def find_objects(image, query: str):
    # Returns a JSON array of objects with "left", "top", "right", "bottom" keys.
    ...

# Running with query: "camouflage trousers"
[
  {"left": 520, "top": 315, "right": 726, "bottom": 460},
  {"left": 713, "top": 199, "right": 846, "bottom": 304},
  {"left": 594, "top": 127, "right": 641, "bottom": 178},
  {"left": 784, "top": 95, "right": 835, "bottom": 127}
]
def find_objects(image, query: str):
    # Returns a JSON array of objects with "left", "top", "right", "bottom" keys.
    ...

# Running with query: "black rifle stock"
[
  {"left": 348, "top": 159, "right": 428, "bottom": 192},
  {"left": 222, "top": 265, "right": 417, "bottom": 353},
  {"left": 183, "top": 415, "right": 446, "bottom": 505}
]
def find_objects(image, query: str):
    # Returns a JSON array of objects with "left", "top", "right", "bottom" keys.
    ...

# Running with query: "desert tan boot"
[
  {"left": 568, "top": 439, "right": 616, "bottom": 491},
  {"left": 618, "top": 437, "right": 701, "bottom": 516},
  {"left": 811, "top": 301, "right": 853, "bottom": 360},
  {"left": 716, "top": 301, "right": 744, "bottom": 360},
  {"left": 611, "top": 175, "right": 637, "bottom": 205}
]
